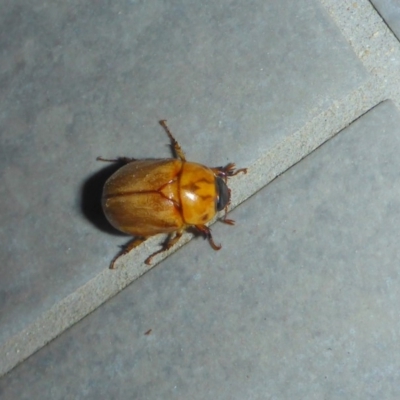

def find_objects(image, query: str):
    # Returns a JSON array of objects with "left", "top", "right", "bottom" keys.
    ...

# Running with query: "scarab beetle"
[{"left": 99, "top": 120, "right": 247, "bottom": 268}]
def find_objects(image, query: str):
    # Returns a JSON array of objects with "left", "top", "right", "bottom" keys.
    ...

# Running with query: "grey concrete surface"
[
  {"left": 0, "top": 0, "right": 369, "bottom": 371},
  {"left": 1, "top": 100, "right": 400, "bottom": 399},
  {"left": 372, "top": 0, "right": 400, "bottom": 39},
  {"left": 1, "top": 0, "right": 400, "bottom": 395}
]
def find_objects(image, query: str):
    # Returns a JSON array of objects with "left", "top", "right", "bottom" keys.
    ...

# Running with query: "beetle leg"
[
  {"left": 195, "top": 225, "right": 222, "bottom": 251},
  {"left": 110, "top": 237, "right": 148, "bottom": 269},
  {"left": 211, "top": 163, "right": 247, "bottom": 178},
  {"left": 159, "top": 120, "right": 186, "bottom": 161},
  {"left": 221, "top": 217, "right": 235, "bottom": 225},
  {"left": 97, "top": 156, "right": 137, "bottom": 164},
  {"left": 220, "top": 199, "right": 236, "bottom": 225},
  {"left": 145, "top": 230, "right": 184, "bottom": 265}
]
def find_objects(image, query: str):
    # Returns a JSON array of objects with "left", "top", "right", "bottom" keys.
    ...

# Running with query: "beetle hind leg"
[
  {"left": 159, "top": 120, "right": 186, "bottom": 161},
  {"left": 110, "top": 236, "right": 148, "bottom": 269},
  {"left": 145, "top": 230, "right": 184, "bottom": 265}
]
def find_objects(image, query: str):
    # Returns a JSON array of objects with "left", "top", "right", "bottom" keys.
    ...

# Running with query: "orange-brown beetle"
[{"left": 99, "top": 120, "right": 247, "bottom": 268}]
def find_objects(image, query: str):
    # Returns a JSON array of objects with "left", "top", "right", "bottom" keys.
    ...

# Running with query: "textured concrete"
[
  {"left": 0, "top": 0, "right": 369, "bottom": 370},
  {"left": 1, "top": 100, "right": 400, "bottom": 399},
  {"left": 372, "top": 0, "right": 400, "bottom": 38},
  {"left": 1, "top": 0, "right": 400, "bottom": 396}
]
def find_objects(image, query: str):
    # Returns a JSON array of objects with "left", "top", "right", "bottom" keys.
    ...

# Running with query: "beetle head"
[{"left": 216, "top": 177, "right": 230, "bottom": 211}]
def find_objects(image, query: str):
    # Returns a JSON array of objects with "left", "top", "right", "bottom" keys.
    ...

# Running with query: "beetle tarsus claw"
[
  {"left": 234, "top": 168, "right": 248, "bottom": 176},
  {"left": 196, "top": 224, "right": 222, "bottom": 251},
  {"left": 208, "top": 236, "right": 222, "bottom": 251},
  {"left": 212, "top": 164, "right": 247, "bottom": 179}
]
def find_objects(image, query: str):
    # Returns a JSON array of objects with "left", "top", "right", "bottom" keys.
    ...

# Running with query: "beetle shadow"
[{"left": 80, "top": 160, "right": 127, "bottom": 235}]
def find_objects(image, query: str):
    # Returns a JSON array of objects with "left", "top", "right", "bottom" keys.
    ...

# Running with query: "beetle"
[{"left": 98, "top": 120, "right": 247, "bottom": 268}]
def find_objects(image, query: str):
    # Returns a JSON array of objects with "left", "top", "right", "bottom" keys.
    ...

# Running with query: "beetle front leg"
[
  {"left": 110, "top": 236, "right": 148, "bottom": 269},
  {"left": 145, "top": 230, "right": 184, "bottom": 265},
  {"left": 159, "top": 120, "right": 186, "bottom": 161},
  {"left": 221, "top": 216, "right": 235, "bottom": 226},
  {"left": 211, "top": 163, "right": 247, "bottom": 178},
  {"left": 195, "top": 225, "right": 222, "bottom": 251}
]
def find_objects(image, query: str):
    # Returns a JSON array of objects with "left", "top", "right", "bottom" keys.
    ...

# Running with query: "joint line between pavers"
[{"left": 320, "top": 0, "right": 400, "bottom": 107}]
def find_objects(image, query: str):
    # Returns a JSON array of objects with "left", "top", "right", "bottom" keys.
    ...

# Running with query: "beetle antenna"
[{"left": 159, "top": 120, "right": 186, "bottom": 161}]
